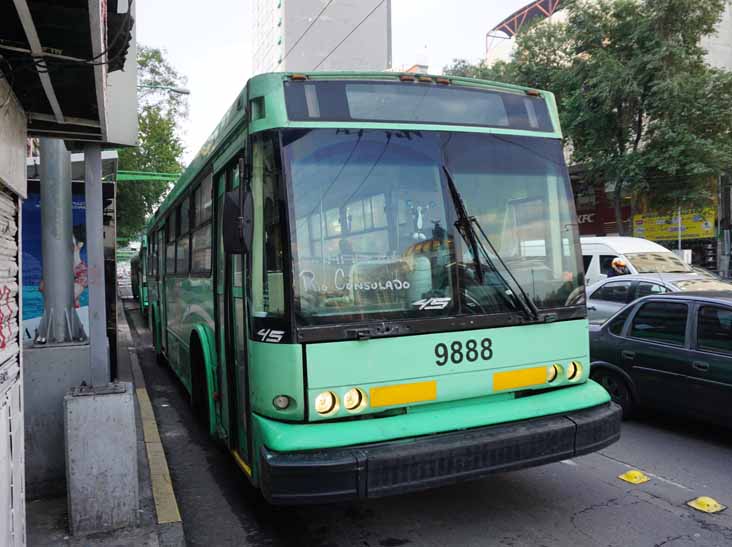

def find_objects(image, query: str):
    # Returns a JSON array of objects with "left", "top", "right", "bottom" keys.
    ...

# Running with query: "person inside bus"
[{"left": 607, "top": 257, "right": 629, "bottom": 277}]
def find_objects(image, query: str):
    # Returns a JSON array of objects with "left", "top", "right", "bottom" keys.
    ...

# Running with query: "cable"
[
  {"left": 283, "top": 0, "right": 335, "bottom": 62},
  {"left": 312, "top": 0, "right": 386, "bottom": 71}
]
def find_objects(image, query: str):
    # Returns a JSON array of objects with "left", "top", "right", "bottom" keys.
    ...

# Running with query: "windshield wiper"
[
  {"left": 442, "top": 165, "right": 540, "bottom": 321},
  {"left": 443, "top": 165, "right": 485, "bottom": 284}
]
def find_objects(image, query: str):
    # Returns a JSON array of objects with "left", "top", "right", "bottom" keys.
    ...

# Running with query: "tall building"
[{"left": 252, "top": 0, "right": 392, "bottom": 75}]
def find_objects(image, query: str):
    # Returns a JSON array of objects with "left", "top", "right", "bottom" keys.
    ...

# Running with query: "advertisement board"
[{"left": 633, "top": 209, "right": 716, "bottom": 241}]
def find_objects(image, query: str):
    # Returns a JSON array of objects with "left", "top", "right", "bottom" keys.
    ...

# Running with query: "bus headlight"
[
  {"left": 344, "top": 388, "right": 367, "bottom": 412},
  {"left": 314, "top": 391, "right": 338, "bottom": 415},
  {"left": 547, "top": 364, "right": 561, "bottom": 383},
  {"left": 568, "top": 361, "right": 583, "bottom": 381}
]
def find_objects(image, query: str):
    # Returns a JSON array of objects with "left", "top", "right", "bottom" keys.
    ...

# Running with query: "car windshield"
[
  {"left": 283, "top": 129, "right": 583, "bottom": 325},
  {"left": 624, "top": 252, "right": 692, "bottom": 273},
  {"left": 674, "top": 279, "right": 732, "bottom": 292}
]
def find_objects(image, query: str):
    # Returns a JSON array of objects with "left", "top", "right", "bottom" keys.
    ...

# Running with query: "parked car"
[
  {"left": 589, "top": 292, "right": 732, "bottom": 423},
  {"left": 584, "top": 273, "right": 732, "bottom": 323},
  {"left": 581, "top": 236, "right": 693, "bottom": 286}
]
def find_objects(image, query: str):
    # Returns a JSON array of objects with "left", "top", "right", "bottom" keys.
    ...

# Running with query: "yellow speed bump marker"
[
  {"left": 687, "top": 496, "right": 726, "bottom": 514},
  {"left": 618, "top": 469, "right": 650, "bottom": 484}
]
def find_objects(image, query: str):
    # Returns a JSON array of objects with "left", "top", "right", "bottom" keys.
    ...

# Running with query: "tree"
[
  {"left": 116, "top": 45, "right": 188, "bottom": 239},
  {"left": 445, "top": 0, "right": 732, "bottom": 234}
]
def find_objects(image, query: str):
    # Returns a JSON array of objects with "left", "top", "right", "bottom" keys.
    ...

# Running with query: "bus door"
[
  {"left": 159, "top": 225, "right": 168, "bottom": 352},
  {"left": 215, "top": 160, "right": 250, "bottom": 464}
]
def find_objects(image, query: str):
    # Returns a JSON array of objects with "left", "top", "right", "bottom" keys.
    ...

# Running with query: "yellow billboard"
[{"left": 633, "top": 209, "right": 716, "bottom": 241}]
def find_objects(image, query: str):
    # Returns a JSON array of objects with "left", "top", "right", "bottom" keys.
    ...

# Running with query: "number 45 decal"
[
  {"left": 257, "top": 329, "right": 285, "bottom": 343},
  {"left": 412, "top": 297, "right": 451, "bottom": 310}
]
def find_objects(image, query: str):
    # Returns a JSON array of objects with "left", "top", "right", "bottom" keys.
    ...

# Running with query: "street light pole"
[{"left": 136, "top": 84, "right": 190, "bottom": 95}]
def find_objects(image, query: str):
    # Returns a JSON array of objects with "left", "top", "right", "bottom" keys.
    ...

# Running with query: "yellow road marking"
[
  {"left": 493, "top": 366, "right": 547, "bottom": 391},
  {"left": 687, "top": 496, "right": 726, "bottom": 514},
  {"left": 370, "top": 380, "right": 437, "bottom": 408},
  {"left": 132, "top": 352, "right": 182, "bottom": 525},
  {"left": 618, "top": 469, "right": 650, "bottom": 484}
]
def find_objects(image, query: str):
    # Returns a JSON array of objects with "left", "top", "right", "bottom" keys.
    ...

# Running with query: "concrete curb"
[{"left": 119, "top": 300, "right": 185, "bottom": 547}]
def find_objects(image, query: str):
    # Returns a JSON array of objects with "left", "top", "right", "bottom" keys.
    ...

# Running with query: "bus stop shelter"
[{"left": 0, "top": 1, "right": 137, "bottom": 543}]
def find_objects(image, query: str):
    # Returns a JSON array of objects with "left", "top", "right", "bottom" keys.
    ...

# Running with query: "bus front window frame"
[{"left": 279, "top": 128, "right": 586, "bottom": 343}]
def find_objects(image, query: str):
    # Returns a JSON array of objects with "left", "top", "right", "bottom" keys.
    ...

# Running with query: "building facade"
[{"left": 252, "top": 0, "right": 392, "bottom": 74}]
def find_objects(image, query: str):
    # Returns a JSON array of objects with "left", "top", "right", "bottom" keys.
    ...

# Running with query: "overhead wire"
[
  {"left": 282, "top": 0, "right": 335, "bottom": 63},
  {"left": 312, "top": 0, "right": 387, "bottom": 71}
]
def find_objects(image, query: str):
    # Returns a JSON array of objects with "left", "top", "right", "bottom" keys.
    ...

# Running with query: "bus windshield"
[{"left": 282, "top": 129, "right": 583, "bottom": 325}]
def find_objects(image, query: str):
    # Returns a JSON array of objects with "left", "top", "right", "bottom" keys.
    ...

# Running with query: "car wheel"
[{"left": 592, "top": 369, "right": 634, "bottom": 419}]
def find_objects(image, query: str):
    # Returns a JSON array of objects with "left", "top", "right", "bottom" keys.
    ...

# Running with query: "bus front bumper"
[{"left": 260, "top": 401, "right": 621, "bottom": 504}]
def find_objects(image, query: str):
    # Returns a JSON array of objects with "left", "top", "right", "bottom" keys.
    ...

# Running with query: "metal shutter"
[{"left": 0, "top": 187, "right": 24, "bottom": 547}]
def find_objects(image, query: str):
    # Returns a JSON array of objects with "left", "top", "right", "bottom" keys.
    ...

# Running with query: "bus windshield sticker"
[
  {"left": 257, "top": 329, "right": 285, "bottom": 343},
  {"left": 412, "top": 297, "right": 451, "bottom": 310}
]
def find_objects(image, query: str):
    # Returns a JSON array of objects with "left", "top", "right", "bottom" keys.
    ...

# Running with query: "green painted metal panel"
[
  {"left": 253, "top": 380, "right": 610, "bottom": 453},
  {"left": 304, "top": 320, "right": 589, "bottom": 421},
  {"left": 146, "top": 71, "right": 563, "bottom": 233},
  {"left": 248, "top": 342, "right": 304, "bottom": 421}
]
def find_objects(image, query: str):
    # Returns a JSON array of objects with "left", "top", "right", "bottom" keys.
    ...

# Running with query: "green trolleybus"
[{"left": 142, "top": 72, "right": 621, "bottom": 504}]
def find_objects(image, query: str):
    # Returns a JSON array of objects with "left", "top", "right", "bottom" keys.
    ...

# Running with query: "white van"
[{"left": 580, "top": 236, "right": 693, "bottom": 286}]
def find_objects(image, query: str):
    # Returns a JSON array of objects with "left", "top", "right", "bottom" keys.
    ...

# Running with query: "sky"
[{"left": 136, "top": 0, "right": 530, "bottom": 165}]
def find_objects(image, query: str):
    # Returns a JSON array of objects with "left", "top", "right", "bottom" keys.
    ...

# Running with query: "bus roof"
[{"left": 146, "top": 72, "right": 560, "bottom": 231}]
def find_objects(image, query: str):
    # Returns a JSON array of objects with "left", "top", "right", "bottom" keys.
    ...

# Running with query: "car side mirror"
[{"left": 223, "top": 190, "right": 253, "bottom": 255}]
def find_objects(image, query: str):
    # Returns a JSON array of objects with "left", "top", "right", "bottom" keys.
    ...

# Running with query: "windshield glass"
[
  {"left": 625, "top": 252, "right": 692, "bottom": 273},
  {"left": 283, "top": 129, "right": 583, "bottom": 325}
]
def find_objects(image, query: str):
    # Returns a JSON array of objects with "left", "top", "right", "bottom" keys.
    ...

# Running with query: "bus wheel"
[
  {"left": 190, "top": 338, "right": 211, "bottom": 433},
  {"left": 591, "top": 369, "right": 634, "bottom": 419}
]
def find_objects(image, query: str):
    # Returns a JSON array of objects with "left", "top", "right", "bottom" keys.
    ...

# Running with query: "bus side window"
[
  {"left": 166, "top": 212, "right": 177, "bottom": 274},
  {"left": 177, "top": 198, "right": 191, "bottom": 274},
  {"left": 191, "top": 174, "right": 213, "bottom": 274},
  {"left": 252, "top": 135, "right": 285, "bottom": 317}
]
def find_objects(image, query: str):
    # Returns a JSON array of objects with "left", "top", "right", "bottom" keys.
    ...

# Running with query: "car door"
[
  {"left": 588, "top": 279, "right": 634, "bottom": 323},
  {"left": 623, "top": 299, "right": 694, "bottom": 412},
  {"left": 687, "top": 303, "right": 732, "bottom": 422}
]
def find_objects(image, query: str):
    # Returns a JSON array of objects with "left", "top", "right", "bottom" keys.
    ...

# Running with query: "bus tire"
[
  {"left": 190, "top": 335, "right": 211, "bottom": 434},
  {"left": 591, "top": 368, "right": 634, "bottom": 419}
]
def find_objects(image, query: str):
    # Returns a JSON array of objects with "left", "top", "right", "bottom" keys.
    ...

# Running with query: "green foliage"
[
  {"left": 116, "top": 45, "right": 187, "bottom": 238},
  {"left": 444, "top": 0, "right": 732, "bottom": 233}
]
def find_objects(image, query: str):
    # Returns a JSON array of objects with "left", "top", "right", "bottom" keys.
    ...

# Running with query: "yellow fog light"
[
  {"left": 343, "top": 388, "right": 368, "bottom": 412},
  {"left": 568, "top": 361, "right": 583, "bottom": 381},
  {"left": 314, "top": 391, "right": 338, "bottom": 415},
  {"left": 547, "top": 364, "right": 561, "bottom": 383}
]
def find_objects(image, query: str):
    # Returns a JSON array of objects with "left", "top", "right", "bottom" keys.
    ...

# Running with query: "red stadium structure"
[{"left": 486, "top": 0, "right": 565, "bottom": 60}]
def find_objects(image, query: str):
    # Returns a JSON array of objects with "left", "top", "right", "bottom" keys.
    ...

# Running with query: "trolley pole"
[{"left": 84, "top": 143, "right": 109, "bottom": 385}]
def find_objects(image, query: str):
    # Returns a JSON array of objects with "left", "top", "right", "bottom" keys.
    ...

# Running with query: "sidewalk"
[{"left": 25, "top": 298, "right": 185, "bottom": 547}]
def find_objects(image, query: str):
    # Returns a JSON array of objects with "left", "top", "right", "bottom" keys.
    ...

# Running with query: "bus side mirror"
[{"left": 223, "top": 190, "right": 253, "bottom": 255}]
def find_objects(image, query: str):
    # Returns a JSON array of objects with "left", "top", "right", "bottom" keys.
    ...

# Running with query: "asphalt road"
[{"left": 124, "top": 304, "right": 732, "bottom": 547}]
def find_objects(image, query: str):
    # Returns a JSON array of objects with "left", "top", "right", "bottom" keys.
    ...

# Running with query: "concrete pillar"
[
  {"left": 84, "top": 144, "right": 109, "bottom": 385},
  {"left": 35, "top": 138, "right": 85, "bottom": 345}
]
